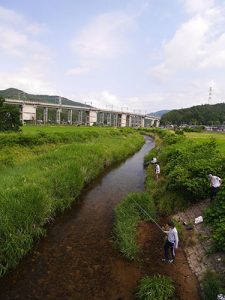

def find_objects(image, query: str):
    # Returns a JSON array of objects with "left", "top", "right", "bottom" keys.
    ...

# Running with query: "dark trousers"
[
  {"left": 210, "top": 186, "right": 219, "bottom": 201},
  {"left": 164, "top": 240, "right": 175, "bottom": 260}
]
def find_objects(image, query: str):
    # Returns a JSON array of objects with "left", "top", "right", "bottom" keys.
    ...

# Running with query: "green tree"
[
  {"left": 0, "top": 96, "right": 22, "bottom": 131},
  {"left": 161, "top": 103, "right": 225, "bottom": 126}
]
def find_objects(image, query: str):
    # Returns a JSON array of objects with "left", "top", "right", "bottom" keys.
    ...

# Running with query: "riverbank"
[
  {"left": 0, "top": 126, "right": 144, "bottom": 277},
  {"left": 174, "top": 199, "right": 225, "bottom": 298},
  {"left": 143, "top": 128, "right": 225, "bottom": 298},
  {"left": 0, "top": 135, "right": 154, "bottom": 299}
]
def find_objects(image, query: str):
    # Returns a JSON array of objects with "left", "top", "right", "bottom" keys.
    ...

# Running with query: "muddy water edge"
[{"left": 0, "top": 137, "right": 156, "bottom": 300}]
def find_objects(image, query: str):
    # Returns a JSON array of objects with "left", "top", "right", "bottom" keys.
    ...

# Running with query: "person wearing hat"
[
  {"left": 151, "top": 157, "right": 157, "bottom": 164},
  {"left": 162, "top": 221, "right": 179, "bottom": 263},
  {"left": 208, "top": 174, "right": 222, "bottom": 201}
]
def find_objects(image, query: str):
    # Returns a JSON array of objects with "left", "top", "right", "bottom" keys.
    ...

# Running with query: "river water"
[{"left": 0, "top": 137, "right": 154, "bottom": 300}]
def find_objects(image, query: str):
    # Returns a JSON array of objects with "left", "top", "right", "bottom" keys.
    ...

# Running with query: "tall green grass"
[
  {"left": 136, "top": 274, "right": 175, "bottom": 300},
  {"left": 114, "top": 192, "right": 156, "bottom": 259},
  {"left": 0, "top": 127, "right": 144, "bottom": 276},
  {"left": 0, "top": 126, "right": 134, "bottom": 170}
]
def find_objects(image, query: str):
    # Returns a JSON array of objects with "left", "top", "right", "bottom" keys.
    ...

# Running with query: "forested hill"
[
  {"left": 160, "top": 103, "right": 225, "bottom": 125},
  {"left": 149, "top": 110, "right": 170, "bottom": 117},
  {"left": 0, "top": 88, "right": 91, "bottom": 108}
]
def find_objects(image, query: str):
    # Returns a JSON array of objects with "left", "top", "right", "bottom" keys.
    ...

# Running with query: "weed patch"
[
  {"left": 114, "top": 192, "right": 156, "bottom": 259},
  {"left": 136, "top": 274, "right": 175, "bottom": 300},
  {"left": 202, "top": 270, "right": 225, "bottom": 300}
]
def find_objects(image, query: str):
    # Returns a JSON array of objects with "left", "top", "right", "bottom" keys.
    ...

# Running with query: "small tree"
[{"left": 0, "top": 96, "right": 22, "bottom": 131}]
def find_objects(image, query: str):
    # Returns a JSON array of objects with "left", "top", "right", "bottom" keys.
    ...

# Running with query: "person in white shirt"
[
  {"left": 155, "top": 163, "right": 160, "bottom": 181},
  {"left": 162, "top": 221, "right": 179, "bottom": 263},
  {"left": 208, "top": 174, "right": 222, "bottom": 201}
]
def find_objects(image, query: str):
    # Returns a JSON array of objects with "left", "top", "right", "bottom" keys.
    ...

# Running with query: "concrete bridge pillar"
[
  {"left": 113, "top": 114, "right": 118, "bottom": 126},
  {"left": 44, "top": 107, "right": 48, "bottom": 124},
  {"left": 19, "top": 104, "right": 36, "bottom": 124},
  {"left": 107, "top": 113, "right": 112, "bottom": 126},
  {"left": 89, "top": 110, "right": 97, "bottom": 126},
  {"left": 156, "top": 120, "right": 160, "bottom": 127},
  {"left": 19, "top": 105, "right": 24, "bottom": 123},
  {"left": 56, "top": 108, "right": 61, "bottom": 124},
  {"left": 128, "top": 115, "right": 132, "bottom": 127},
  {"left": 85, "top": 111, "right": 89, "bottom": 125},
  {"left": 141, "top": 117, "right": 145, "bottom": 128},
  {"left": 68, "top": 109, "right": 72, "bottom": 125},
  {"left": 78, "top": 111, "right": 83, "bottom": 124},
  {"left": 100, "top": 112, "right": 104, "bottom": 125},
  {"left": 121, "top": 114, "right": 127, "bottom": 127}
]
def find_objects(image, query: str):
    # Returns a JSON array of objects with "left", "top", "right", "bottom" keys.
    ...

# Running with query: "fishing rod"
[{"left": 133, "top": 199, "right": 164, "bottom": 233}]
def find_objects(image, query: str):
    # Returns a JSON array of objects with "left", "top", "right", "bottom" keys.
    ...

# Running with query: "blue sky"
[{"left": 0, "top": 0, "right": 225, "bottom": 112}]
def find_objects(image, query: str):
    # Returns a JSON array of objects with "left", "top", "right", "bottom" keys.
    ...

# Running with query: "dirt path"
[
  {"left": 0, "top": 138, "right": 200, "bottom": 300},
  {"left": 137, "top": 221, "right": 201, "bottom": 300}
]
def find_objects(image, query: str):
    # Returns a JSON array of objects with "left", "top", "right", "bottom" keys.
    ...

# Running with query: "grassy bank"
[
  {"left": 145, "top": 129, "right": 225, "bottom": 251},
  {"left": 114, "top": 192, "right": 156, "bottom": 259},
  {"left": 114, "top": 128, "right": 225, "bottom": 253},
  {"left": 114, "top": 128, "right": 225, "bottom": 297},
  {"left": 0, "top": 126, "right": 144, "bottom": 276}
]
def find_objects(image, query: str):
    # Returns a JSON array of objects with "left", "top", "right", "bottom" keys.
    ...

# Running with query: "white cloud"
[
  {"left": 0, "top": 5, "right": 50, "bottom": 60},
  {"left": 68, "top": 10, "right": 136, "bottom": 76},
  {"left": 151, "top": 2, "right": 225, "bottom": 82},
  {"left": 66, "top": 61, "right": 98, "bottom": 75},
  {"left": 0, "top": 5, "right": 54, "bottom": 94},
  {"left": 198, "top": 33, "right": 225, "bottom": 69},
  {"left": 0, "top": 6, "right": 24, "bottom": 24},
  {"left": 152, "top": 15, "right": 210, "bottom": 81},
  {"left": 0, "top": 5, "right": 46, "bottom": 34},
  {"left": 67, "top": 90, "right": 150, "bottom": 113},
  {"left": 0, "top": 25, "right": 28, "bottom": 56},
  {"left": 0, "top": 67, "right": 55, "bottom": 95},
  {"left": 181, "top": 0, "right": 215, "bottom": 14},
  {"left": 69, "top": 90, "right": 121, "bottom": 109},
  {"left": 72, "top": 11, "right": 135, "bottom": 59}
]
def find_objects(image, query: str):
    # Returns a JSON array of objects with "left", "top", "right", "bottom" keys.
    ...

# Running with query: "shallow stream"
[{"left": 0, "top": 137, "right": 154, "bottom": 300}]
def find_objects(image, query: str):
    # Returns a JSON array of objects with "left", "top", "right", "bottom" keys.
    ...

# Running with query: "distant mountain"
[
  {"left": 0, "top": 88, "right": 91, "bottom": 108},
  {"left": 160, "top": 103, "right": 225, "bottom": 125},
  {"left": 148, "top": 110, "right": 170, "bottom": 117}
]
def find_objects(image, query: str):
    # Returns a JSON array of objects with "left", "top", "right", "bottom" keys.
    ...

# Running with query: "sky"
[{"left": 0, "top": 0, "right": 225, "bottom": 113}]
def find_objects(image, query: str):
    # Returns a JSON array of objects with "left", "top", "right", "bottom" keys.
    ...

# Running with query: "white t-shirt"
[
  {"left": 155, "top": 164, "right": 160, "bottom": 174},
  {"left": 168, "top": 228, "right": 179, "bottom": 248},
  {"left": 210, "top": 176, "right": 221, "bottom": 188}
]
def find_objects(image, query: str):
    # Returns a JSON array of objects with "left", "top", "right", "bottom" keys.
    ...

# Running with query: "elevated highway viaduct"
[{"left": 5, "top": 98, "right": 160, "bottom": 128}]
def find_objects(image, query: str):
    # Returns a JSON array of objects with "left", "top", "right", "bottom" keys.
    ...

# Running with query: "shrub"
[
  {"left": 204, "top": 190, "right": 225, "bottom": 251},
  {"left": 160, "top": 139, "right": 223, "bottom": 202},
  {"left": 0, "top": 97, "right": 21, "bottom": 131},
  {"left": 136, "top": 274, "right": 175, "bottom": 300},
  {"left": 202, "top": 271, "right": 225, "bottom": 300},
  {"left": 175, "top": 129, "right": 184, "bottom": 135}
]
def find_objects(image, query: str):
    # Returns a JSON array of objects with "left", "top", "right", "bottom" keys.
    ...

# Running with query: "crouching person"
[{"left": 162, "top": 221, "right": 179, "bottom": 263}]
